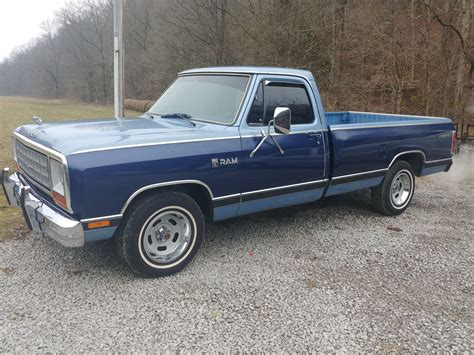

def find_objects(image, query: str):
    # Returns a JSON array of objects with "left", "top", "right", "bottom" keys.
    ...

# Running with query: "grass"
[{"left": 0, "top": 96, "right": 139, "bottom": 239}]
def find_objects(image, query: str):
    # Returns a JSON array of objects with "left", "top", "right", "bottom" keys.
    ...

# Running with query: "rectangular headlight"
[{"left": 50, "top": 158, "right": 67, "bottom": 209}]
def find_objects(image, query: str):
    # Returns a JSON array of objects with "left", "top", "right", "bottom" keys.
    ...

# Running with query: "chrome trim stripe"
[
  {"left": 241, "top": 180, "right": 325, "bottom": 203},
  {"left": 388, "top": 150, "right": 426, "bottom": 168},
  {"left": 424, "top": 158, "right": 453, "bottom": 168},
  {"left": 213, "top": 178, "right": 331, "bottom": 202},
  {"left": 332, "top": 168, "right": 388, "bottom": 181},
  {"left": 241, "top": 179, "right": 325, "bottom": 196},
  {"left": 71, "top": 129, "right": 329, "bottom": 155},
  {"left": 13, "top": 131, "right": 64, "bottom": 159},
  {"left": 80, "top": 214, "right": 123, "bottom": 223},
  {"left": 212, "top": 180, "right": 328, "bottom": 207},
  {"left": 212, "top": 193, "right": 240, "bottom": 201},
  {"left": 70, "top": 136, "right": 242, "bottom": 155},
  {"left": 239, "top": 130, "right": 326, "bottom": 139},
  {"left": 121, "top": 180, "right": 214, "bottom": 214},
  {"left": 212, "top": 195, "right": 241, "bottom": 208},
  {"left": 331, "top": 170, "right": 386, "bottom": 186},
  {"left": 339, "top": 111, "right": 449, "bottom": 120},
  {"left": 13, "top": 132, "right": 73, "bottom": 213},
  {"left": 425, "top": 157, "right": 452, "bottom": 164},
  {"left": 329, "top": 152, "right": 450, "bottom": 184},
  {"left": 329, "top": 121, "right": 451, "bottom": 131}
]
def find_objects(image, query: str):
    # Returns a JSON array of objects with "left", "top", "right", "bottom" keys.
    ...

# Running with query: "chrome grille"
[{"left": 15, "top": 140, "right": 51, "bottom": 188}]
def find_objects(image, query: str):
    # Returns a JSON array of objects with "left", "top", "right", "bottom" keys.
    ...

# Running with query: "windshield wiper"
[{"left": 158, "top": 112, "right": 196, "bottom": 127}]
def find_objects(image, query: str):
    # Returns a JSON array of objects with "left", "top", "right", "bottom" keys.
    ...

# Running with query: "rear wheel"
[
  {"left": 371, "top": 161, "right": 415, "bottom": 216},
  {"left": 116, "top": 191, "right": 205, "bottom": 277}
]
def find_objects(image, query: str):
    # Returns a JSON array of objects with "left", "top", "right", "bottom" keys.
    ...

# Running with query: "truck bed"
[{"left": 323, "top": 111, "right": 454, "bottom": 197}]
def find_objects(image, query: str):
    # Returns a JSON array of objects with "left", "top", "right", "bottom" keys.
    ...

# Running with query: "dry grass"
[{"left": 0, "top": 96, "right": 139, "bottom": 239}]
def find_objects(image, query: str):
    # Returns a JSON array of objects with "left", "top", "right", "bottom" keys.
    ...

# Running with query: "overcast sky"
[{"left": 0, "top": 0, "right": 68, "bottom": 61}]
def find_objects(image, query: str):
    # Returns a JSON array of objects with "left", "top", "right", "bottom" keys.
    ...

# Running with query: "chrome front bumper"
[{"left": 2, "top": 168, "right": 84, "bottom": 247}]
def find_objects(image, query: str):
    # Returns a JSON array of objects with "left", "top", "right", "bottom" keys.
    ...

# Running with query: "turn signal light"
[
  {"left": 87, "top": 220, "right": 111, "bottom": 229},
  {"left": 52, "top": 191, "right": 68, "bottom": 209}
]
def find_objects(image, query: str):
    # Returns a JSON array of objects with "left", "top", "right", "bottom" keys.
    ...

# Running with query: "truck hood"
[{"left": 15, "top": 117, "right": 231, "bottom": 156}]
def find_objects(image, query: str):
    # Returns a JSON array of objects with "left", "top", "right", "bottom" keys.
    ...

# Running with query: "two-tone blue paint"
[
  {"left": 84, "top": 227, "right": 118, "bottom": 243},
  {"left": 12, "top": 67, "right": 455, "bottom": 243}
]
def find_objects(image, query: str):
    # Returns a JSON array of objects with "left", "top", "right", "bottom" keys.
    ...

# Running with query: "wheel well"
[
  {"left": 123, "top": 184, "right": 213, "bottom": 220},
  {"left": 392, "top": 153, "right": 424, "bottom": 176}
]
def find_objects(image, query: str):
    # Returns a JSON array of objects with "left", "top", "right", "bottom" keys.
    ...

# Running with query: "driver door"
[{"left": 238, "top": 75, "right": 326, "bottom": 216}]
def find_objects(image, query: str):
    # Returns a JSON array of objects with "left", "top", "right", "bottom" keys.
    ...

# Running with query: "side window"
[
  {"left": 264, "top": 82, "right": 313, "bottom": 125},
  {"left": 247, "top": 81, "right": 314, "bottom": 125}
]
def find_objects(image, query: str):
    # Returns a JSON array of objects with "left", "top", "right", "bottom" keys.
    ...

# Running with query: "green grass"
[{"left": 0, "top": 96, "right": 139, "bottom": 239}]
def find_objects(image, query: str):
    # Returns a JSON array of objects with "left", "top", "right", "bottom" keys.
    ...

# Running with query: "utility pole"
[{"left": 113, "top": 0, "right": 124, "bottom": 123}]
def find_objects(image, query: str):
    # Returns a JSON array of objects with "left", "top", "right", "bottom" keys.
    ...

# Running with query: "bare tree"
[
  {"left": 0, "top": 0, "right": 471, "bottom": 123},
  {"left": 40, "top": 21, "right": 63, "bottom": 98},
  {"left": 419, "top": 0, "right": 473, "bottom": 120}
]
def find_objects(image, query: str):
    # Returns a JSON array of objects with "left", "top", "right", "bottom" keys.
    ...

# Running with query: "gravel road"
[{"left": 1, "top": 152, "right": 473, "bottom": 352}]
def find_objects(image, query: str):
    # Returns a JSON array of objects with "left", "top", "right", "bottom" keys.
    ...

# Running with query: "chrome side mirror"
[
  {"left": 273, "top": 107, "right": 291, "bottom": 134},
  {"left": 250, "top": 107, "right": 291, "bottom": 158}
]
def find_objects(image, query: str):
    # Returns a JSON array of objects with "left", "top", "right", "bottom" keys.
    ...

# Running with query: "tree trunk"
[
  {"left": 329, "top": 1, "right": 337, "bottom": 90},
  {"left": 411, "top": 0, "right": 416, "bottom": 81},
  {"left": 453, "top": 0, "right": 471, "bottom": 122},
  {"left": 423, "top": 3, "right": 431, "bottom": 116}
]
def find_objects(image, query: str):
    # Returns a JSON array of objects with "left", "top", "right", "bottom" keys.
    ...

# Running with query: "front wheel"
[
  {"left": 371, "top": 161, "right": 415, "bottom": 216},
  {"left": 116, "top": 191, "right": 205, "bottom": 277}
]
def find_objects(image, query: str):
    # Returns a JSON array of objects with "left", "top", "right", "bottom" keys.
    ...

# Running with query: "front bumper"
[{"left": 2, "top": 168, "right": 84, "bottom": 247}]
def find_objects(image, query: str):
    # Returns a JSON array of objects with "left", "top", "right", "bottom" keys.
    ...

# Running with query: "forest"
[{"left": 0, "top": 0, "right": 472, "bottom": 123}]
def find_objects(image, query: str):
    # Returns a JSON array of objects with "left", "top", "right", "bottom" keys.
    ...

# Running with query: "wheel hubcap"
[
  {"left": 390, "top": 171, "right": 412, "bottom": 208},
  {"left": 141, "top": 209, "right": 192, "bottom": 264}
]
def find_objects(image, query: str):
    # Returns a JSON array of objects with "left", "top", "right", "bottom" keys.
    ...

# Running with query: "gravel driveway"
[{"left": 1, "top": 153, "right": 473, "bottom": 352}]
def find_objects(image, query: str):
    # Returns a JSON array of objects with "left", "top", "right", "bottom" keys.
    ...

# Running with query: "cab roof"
[{"left": 179, "top": 66, "right": 315, "bottom": 81}]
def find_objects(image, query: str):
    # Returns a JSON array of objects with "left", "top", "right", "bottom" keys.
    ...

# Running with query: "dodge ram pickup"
[{"left": 2, "top": 67, "right": 456, "bottom": 277}]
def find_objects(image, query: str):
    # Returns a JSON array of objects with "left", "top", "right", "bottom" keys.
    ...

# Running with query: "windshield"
[{"left": 148, "top": 75, "right": 250, "bottom": 125}]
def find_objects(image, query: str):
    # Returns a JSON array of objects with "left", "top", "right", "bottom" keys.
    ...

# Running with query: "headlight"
[{"left": 50, "top": 159, "right": 68, "bottom": 209}]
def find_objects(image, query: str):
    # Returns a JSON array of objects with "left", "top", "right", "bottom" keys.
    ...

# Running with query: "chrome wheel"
[
  {"left": 390, "top": 170, "right": 413, "bottom": 209},
  {"left": 139, "top": 207, "right": 194, "bottom": 265}
]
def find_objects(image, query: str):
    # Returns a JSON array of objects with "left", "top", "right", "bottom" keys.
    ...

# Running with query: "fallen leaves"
[
  {"left": 0, "top": 266, "right": 15, "bottom": 275},
  {"left": 306, "top": 279, "right": 317, "bottom": 289},
  {"left": 387, "top": 226, "right": 403, "bottom": 232}
]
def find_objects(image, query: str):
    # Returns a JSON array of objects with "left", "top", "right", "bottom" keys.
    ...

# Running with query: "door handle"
[{"left": 308, "top": 132, "right": 322, "bottom": 144}]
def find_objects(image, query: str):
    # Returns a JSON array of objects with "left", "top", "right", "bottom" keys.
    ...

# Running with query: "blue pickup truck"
[{"left": 2, "top": 67, "right": 456, "bottom": 277}]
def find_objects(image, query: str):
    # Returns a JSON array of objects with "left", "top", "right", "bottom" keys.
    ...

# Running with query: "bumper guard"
[{"left": 2, "top": 168, "right": 84, "bottom": 247}]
